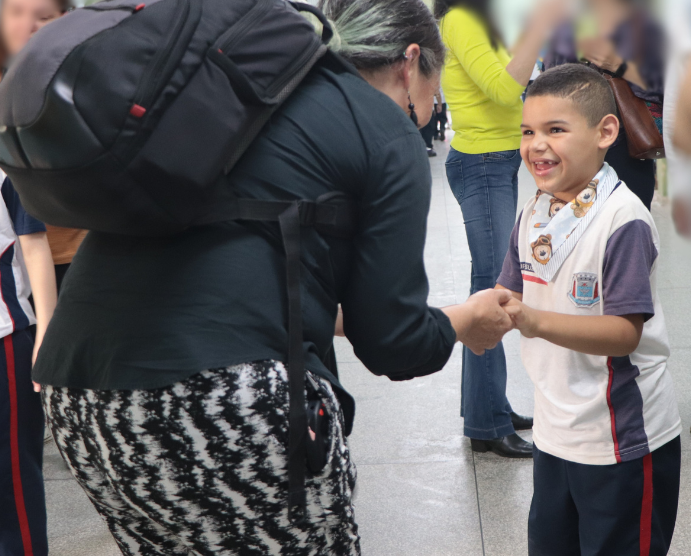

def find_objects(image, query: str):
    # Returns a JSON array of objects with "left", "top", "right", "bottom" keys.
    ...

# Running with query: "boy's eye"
[
  {"left": 550, "top": 127, "right": 565, "bottom": 133},
  {"left": 522, "top": 130, "right": 534, "bottom": 136}
]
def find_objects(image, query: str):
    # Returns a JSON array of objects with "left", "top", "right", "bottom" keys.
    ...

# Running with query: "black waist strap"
[{"left": 200, "top": 192, "right": 356, "bottom": 522}]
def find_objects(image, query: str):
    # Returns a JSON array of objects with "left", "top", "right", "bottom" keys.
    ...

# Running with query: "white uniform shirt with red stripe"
[
  {"left": 498, "top": 182, "right": 682, "bottom": 465},
  {"left": 0, "top": 171, "right": 45, "bottom": 338}
]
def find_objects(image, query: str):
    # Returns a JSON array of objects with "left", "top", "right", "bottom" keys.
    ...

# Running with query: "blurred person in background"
[
  {"left": 670, "top": 60, "right": 691, "bottom": 237},
  {"left": 543, "top": 0, "right": 666, "bottom": 210},
  {"left": 0, "top": 0, "right": 87, "bottom": 292},
  {"left": 435, "top": 0, "right": 567, "bottom": 458},
  {"left": 664, "top": 0, "right": 691, "bottom": 237},
  {"left": 434, "top": 88, "right": 448, "bottom": 141},
  {"left": 0, "top": 2, "right": 62, "bottom": 553},
  {"left": 0, "top": 0, "right": 65, "bottom": 69},
  {"left": 420, "top": 110, "right": 439, "bottom": 156}
]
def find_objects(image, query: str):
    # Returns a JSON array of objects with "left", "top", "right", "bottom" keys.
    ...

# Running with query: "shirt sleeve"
[
  {"left": 496, "top": 211, "right": 523, "bottom": 293},
  {"left": 1, "top": 177, "right": 46, "bottom": 236},
  {"left": 340, "top": 132, "right": 456, "bottom": 381},
  {"left": 602, "top": 220, "right": 657, "bottom": 321},
  {"left": 442, "top": 9, "right": 525, "bottom": 108}
]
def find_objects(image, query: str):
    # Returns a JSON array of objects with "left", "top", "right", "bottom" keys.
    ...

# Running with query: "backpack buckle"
[{"left": 297, "top": 201, "right": 317, "bottom": 226}]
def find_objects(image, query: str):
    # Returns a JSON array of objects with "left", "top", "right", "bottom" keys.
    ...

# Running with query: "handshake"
[
  {"left": 442, "top": 289, "right": 536, "bottom": 356},
  {"left": 334, "top": 289, "right": 538, "bottom": 356}
]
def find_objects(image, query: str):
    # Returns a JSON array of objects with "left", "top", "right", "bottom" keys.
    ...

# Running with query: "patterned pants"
[{"left": 43, "top": 362, "right": 360, "bottom": 556}]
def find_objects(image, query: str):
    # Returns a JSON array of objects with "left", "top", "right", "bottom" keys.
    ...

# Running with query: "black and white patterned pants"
[{"left": 43, "top": 361, "right": 360, "bottom": 556}]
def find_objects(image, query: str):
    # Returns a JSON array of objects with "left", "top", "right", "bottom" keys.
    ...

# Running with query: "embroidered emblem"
[
  {"left": 568, "top": 272, "right": 600, "bottom": 307},
  {"left": 571, "top": 178, "right": 598, "bottom": 218},
  {"left": 531, "top": 234, "right": 553, "bottom": 265}
]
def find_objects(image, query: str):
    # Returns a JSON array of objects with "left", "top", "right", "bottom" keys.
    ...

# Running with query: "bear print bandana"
[{"left": 528, "top": 163, "right": 620, "bottom": 283}]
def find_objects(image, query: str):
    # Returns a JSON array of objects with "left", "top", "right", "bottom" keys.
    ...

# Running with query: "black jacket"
[{"left": 33, "top": 58, "right": 457, "bottom": 433}]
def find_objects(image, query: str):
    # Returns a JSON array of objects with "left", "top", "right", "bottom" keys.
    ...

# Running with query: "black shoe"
[
  {"left": 439, "top": 130, "right": 446, "bottom": 141},
  {"left": 470, "top": 433, "right": 533, "bottom": 458},
  {"left": 510, "top": 411, "right": 533, "bottom": 430},
  {"left": 427, "top": 148, "right": 437, "bottom": 157}
]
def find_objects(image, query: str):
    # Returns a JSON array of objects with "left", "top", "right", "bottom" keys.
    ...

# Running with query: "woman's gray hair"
[{"left": 318, "top": 0, "right": 445, "bottom": 77}]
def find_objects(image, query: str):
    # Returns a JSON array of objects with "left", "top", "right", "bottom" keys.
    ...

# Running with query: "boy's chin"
[{"left": 531, "top": 173, "right": 560, "bottom": 195}]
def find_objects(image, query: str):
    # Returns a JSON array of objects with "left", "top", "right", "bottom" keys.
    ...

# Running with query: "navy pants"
[
  {"left": 0, "top": 328, "right": 47, "bottom": 556},
  {"left": 529, "top": 437, "right": 681, "bottom": 556},
  {"left": 446, "top": 147, "right": 521, "bottom": 439}
]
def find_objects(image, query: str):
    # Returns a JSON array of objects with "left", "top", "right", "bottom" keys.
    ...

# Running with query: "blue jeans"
[{"left": 446, "top": 147, "right": 521, "bottom": 440}]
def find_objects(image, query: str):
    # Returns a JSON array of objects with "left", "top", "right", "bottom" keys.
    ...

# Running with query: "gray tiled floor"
[{"left": 44, "top": 136, "right": 691, "bottom": 555}]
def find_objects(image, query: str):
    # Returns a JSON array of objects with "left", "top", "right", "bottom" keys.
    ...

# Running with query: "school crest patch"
[{"left": 568, "top": 272, "right": 600, "bottom": 307}]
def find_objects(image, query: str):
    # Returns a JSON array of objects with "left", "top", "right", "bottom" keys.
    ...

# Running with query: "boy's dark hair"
[{"left": 526, "top": 64, "right": 618, "bottom": 127}]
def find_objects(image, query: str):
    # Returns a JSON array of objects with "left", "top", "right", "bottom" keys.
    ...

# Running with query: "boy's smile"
[{"left": 520, "top": 95, "right": 619, "bottom": 202}]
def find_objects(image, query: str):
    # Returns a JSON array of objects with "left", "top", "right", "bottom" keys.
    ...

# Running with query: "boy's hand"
[
  {"left": 503, "top": 298, "right": 541, "bottom": 339},
  {"left": 32, "top": 331, "right": 45, "bottom": 392}
]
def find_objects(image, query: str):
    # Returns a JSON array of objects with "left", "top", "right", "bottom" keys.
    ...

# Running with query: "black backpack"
[{"left": 0, "top": 0, "right": 357, "bottom": 520}]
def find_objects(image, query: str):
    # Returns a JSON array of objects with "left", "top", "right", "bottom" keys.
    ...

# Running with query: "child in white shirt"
[{"left": 497, "top": 64, "right": 682, "bottom": 556}]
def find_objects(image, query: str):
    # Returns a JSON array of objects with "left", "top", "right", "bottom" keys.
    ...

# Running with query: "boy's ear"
[{"left": 597, "top": 114, "right": 620, "bottom": 150}]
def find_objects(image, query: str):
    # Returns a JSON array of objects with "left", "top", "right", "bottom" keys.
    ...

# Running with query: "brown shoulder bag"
[{"left": 603, "top": 73, "right": 665, "bottom": 160}]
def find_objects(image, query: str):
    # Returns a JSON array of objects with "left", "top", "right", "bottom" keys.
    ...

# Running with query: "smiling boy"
[{"left": 496, "top": 64, "right": 682, "bottom": 555}]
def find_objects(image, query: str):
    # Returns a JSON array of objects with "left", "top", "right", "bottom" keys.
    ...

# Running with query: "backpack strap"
[{"left": 212, "top": 193, "right": 356, "bottom": 522}]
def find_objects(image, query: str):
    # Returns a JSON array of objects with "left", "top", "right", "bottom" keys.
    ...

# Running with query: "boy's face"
[{"left": 520, "top": 95, "right": 619, "bottom": 202}]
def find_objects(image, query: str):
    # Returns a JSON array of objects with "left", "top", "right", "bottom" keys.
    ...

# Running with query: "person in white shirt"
[
  {"left": 0, "top": 171, "right": 57, "bottom": 555},
  {"left": 498, "top": 64, "right": 681, "bottom": 555}
]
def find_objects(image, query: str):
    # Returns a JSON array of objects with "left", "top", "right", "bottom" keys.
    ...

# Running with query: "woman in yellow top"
[{"left": 436, "top": 0, "right": 566, "bottom": 458}]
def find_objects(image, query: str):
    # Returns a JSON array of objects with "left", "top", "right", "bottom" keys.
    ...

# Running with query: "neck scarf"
[{"left": 528, "top": 163, "right": 620, "bottom": 283}]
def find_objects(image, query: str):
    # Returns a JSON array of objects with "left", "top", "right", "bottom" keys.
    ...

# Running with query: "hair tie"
[
  {"left": 299, "top": 12, "right": 342, "bottom": 51},
  {"left": 326, "top": 18, "right": 342, "bottom": 51}
]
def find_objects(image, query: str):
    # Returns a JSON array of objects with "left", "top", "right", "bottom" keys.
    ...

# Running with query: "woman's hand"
[
  {"left": 443, "top": 289, "right": 515, "bottom": 356},
  {"left": 579, "top": 37, "right": 623, "bottom": 74},
  {"left": 508, "top": 0, "right": 569, "bottom": 88},
  {"left": 531, "top": 0, "right": 571, "bottom": 35}
]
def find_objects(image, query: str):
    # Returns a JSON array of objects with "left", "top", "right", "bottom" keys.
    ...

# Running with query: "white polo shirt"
[{"left": 498, "top": 182, "right": 682, "bottom": 465}]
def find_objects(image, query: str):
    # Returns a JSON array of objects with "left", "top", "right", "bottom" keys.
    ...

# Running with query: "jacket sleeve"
[
  {"left": 442, "top": 9, "right": 525, "bottom": 108},
  {"left": 340, "top": 132, "right": 456, "bottom": 380}
]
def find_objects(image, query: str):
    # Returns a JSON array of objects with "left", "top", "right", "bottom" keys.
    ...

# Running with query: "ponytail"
[{"left": 317, "top": 0, "right": 445, "bottom": 77}]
